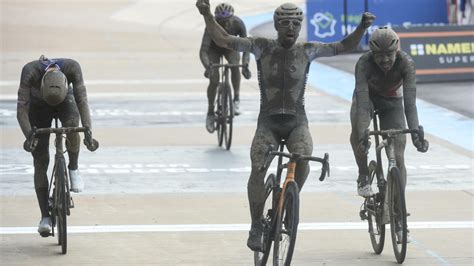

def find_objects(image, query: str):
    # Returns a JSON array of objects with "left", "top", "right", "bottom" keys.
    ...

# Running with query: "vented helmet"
[
  {"left": 41, "top": 69, "right": 68, "bottom": 106},
  {"left": 215, "top": 3, "right": 234, "bottom": 18},
  {"left": 369, "top": 27, "right": 400, "bottom": 52},
  {"left": 273, "top": 3, "right": 304, "bottom": 23}
]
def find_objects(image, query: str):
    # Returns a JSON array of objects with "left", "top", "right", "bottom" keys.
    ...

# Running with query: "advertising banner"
[
  {"left": 306, "top": 0, "right": 448, "bottom": 43},
  {"left": 395, "top": 25, "right": 474, "bottom": 82}
]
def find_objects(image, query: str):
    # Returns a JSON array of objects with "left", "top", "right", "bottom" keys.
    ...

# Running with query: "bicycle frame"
[
  {"left": 364, "top": 112, "right": 424, "bottom": 263},
  {"left": 256, "top": 141, "right": 329, "bottom": 264},
  {"left": 211, "top": 62, "right": 247, "bottom": 106},
  {"left": 210, "top": 62, "right": 247, "bottom": 150}
]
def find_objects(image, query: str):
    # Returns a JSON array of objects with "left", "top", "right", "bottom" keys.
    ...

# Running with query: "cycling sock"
[
  {"left": 68, "top": 151, "right": 79, "bottom": 170},
  {"left": 35, "top": 188, "right": 50, "bottom": 218}
]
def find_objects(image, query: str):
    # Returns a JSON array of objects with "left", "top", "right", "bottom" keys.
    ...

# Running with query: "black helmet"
[
  {"left": 215, "top": 3, "right": 234, "bottom": 18},
  {"left": 41, "top": 69, "right": 68, "bottom": 106},
  {"left": 273, "top": 3, "right": 304, "bottom": 23},
  {"left": 369, "top": 27, "right": 400, "bottom": 52}
]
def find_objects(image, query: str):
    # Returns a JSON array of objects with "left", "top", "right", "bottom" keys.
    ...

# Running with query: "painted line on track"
[{"left": 1, "top": 221, "right": 472, "bottom": 234}]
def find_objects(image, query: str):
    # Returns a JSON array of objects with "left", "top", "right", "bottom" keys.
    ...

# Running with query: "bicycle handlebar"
[
  {"left": 260, "top": 145, "right": 330, "bottom": 182},
  {"left": 209, "top": 63, "right": 248, "bottom": 69},
  {"left": 26, "top": 126, "right": 98, "bottom": 152},
  {"left": 33, "top": 127, "right": 88, "bottom": 135},
  {"left": 363, "top": 125, "right": 426, "bottom": 153}
]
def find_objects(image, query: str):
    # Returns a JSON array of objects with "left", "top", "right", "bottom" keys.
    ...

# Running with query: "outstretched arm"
[
  {"left": 196, "top": 0, "right": 253, "bottom": 52},
  {"left": 306, "top": 13, "right": 375, "bottom": 59},
  {"left": 335, "top": 12, "right": 375, "bottom": 54},
  {"left": 196, "top": 0, "right": 235, "bottom": 49}
]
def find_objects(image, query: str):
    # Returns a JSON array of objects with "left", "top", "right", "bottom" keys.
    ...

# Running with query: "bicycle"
[
  {"left": 359, "top": 111, "right": 428, "bottom": 264},
  {"left": 210, "top": 62, "right": 247, "bottom": 150},
  {"left": 27, "top": 116, "right": 98, "bottom": 254},
  {"left": 254, "top": 140, "right": 330, "bottom": 266}
]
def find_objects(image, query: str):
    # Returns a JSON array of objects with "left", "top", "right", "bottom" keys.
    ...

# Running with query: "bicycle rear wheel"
[
  {"left": 223, "top": 84, "right": 233, "bottom": 150},
  {"left": 254, "top": 174, "right": 277, "bottom": 266},
  {"left": 388, "top": 167, "right": 407, "bottom": 263},
  {"left": 55, "top": 159, "right": 68, "bottom": 254},
  {"left": 367, "top": 160, "right": 386, "bottom": 254},
  {"left": 216, "top": 84, "right": 224, "bottom": 147},
  {"left": 273, "top": 181, "right": 299, "bottom": 266}
]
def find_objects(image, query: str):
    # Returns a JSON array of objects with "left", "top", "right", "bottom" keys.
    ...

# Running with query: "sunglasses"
[
  {"left": 215, "top": 11, "right": 232, "bottom": 19},
  {"left": 278, "top": 19, "right": 302, "bottom": 27}
]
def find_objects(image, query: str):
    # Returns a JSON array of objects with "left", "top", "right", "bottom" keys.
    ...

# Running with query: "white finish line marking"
[{"left": 1, "top": 221, "right": 472, "bottom": 234}]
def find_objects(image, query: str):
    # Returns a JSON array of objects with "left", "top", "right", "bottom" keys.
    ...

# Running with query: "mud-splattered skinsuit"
[
  {"left": 199, "top": 16, "right": 249, "bottom": 112},
  {"left": 350, "top": 50, "right": 420, "bottom": 189},
  {"left": 17, "top": 57, "right": 92, "bottom": 217}
]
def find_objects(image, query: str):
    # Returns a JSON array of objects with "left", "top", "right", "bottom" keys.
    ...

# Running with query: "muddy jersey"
[
  {"left": 354, "top": 50, "right": 419, "bottom": 132},
  {"left": 232, "top": 37, "right": 339, "bottom": 116},
  {"left": 357, "top": 50, "right": 416, "bottom": 98},
  {"left": 17, "top": 57, "right": 92, "bottom": 138}
]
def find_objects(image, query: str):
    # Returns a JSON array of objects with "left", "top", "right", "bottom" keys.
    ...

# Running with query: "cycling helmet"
[
  {"left": 369, "top": 27, "right": 400, "bottom": 52},
  {"left": 41, "top": 69, "right": 68, "bottom": 106},
  {"left": 273, "top": 3, "right": 304, "bottom": 23},
  {"left": 215, "top": 3, "right": 234, "bottom": 18}
]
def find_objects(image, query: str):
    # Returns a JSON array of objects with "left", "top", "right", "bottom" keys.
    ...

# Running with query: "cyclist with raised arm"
[
  {"left": 350, "top": 27, "right": 429, "bottom": 240},
  {"left": 200, "top": 2, "right": 251, "bottom": 133},
  {"left": 196, "top": 0, "right": 375, "bottom": 251},
  {"left": 17, "top": 55, "right": 99, "bottom": 236}
]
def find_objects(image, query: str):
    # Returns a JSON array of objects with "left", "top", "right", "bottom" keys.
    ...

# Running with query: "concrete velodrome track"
[{"left": 1, "top": 1, "right": 472, "bottom": 265}]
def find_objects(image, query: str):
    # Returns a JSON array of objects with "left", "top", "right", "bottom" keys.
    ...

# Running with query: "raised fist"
[
  {"left": 196, "top": 0, "right": 212, "bottom": 16},
  {"left": 360, "top": 12, "right": 376, "bottom": 28}
]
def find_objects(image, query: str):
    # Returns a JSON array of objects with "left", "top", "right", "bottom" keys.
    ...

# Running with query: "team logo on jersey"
[{"left": 310, "top": 12, "right": 337, "bottom": 38}]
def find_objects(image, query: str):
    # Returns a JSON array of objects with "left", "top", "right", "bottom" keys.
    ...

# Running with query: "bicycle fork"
[{"left": 278, "top": 161, "right": 297, "bottom": 217}]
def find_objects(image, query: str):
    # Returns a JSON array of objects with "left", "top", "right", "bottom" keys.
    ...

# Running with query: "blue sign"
[{"left": 306, "top": 0, "right": 449, "bottom": 42}]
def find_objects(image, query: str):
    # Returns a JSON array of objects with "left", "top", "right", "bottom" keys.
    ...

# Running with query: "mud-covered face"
[
  {"left": 373, "top": 51, "right": 397, "bottom": 72},
  {"left": 276, "top": 19, "right": 302, "bottom": 48}
]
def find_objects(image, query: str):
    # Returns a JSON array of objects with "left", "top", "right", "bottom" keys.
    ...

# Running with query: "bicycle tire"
[
  {"left": 223, "top": 83, "right": 233, "bottom": 150},
  {"left": 388, "top": 167, "right": 407, "bottom": 263},
  {"left": 273, "top": 181, "right": 299, "bottom": 266},
  {"left": 254, "top": 174, "right": 277, "bottom": 266},
  {"left": 56, "top": 159, "right": 68, "bottom": 254},
  {"left": 216, "top": 84, "right": 224, "bottom": 147},
  {"left": 367, "top": 160, "right": 385, "bottom": 254}
]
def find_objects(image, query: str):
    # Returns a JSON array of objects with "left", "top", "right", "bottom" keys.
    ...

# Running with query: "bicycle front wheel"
[
  {"left": 223, "top": 83, "right": 233, "bottom": 150},
  {"left": 273, "top": 181, "right": 299, "bottom": 266},
  {"left": 388, "top": 167, "right": 407, "bottom": 263},
  {"left": 367, "top": 160, "right": 385, "bottom": 254},
  {"left": 254, "top": 174, "right": 277, "bottom": 266},
  {"left": 216, "top": 84, "right": 224, "bottom": 147},
  {"left": 55, "top": 159, "right": 68, "bottom": 254}
]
